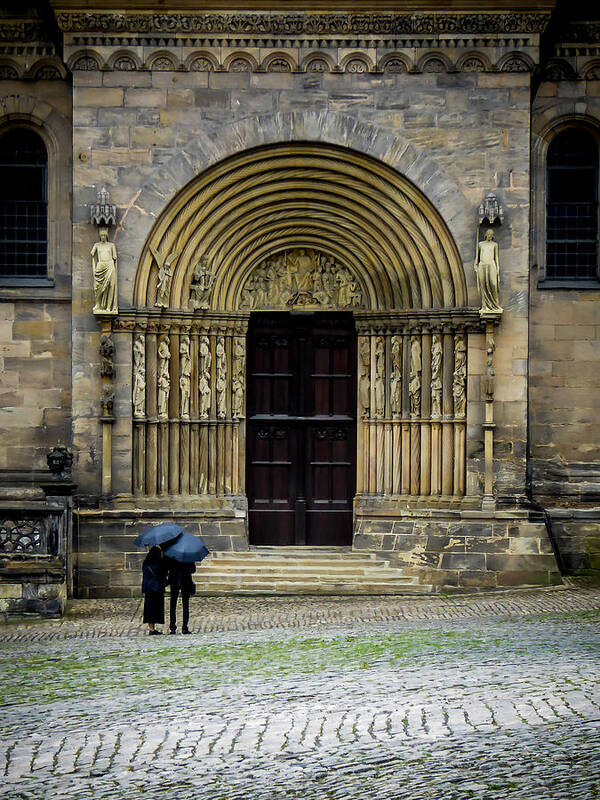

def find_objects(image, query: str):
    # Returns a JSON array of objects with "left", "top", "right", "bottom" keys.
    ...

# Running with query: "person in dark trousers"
[
  {"left": 166, "top": 558, "right": 195, "bottom": 634},
  {"left": 142, "top": 545, "right": 168, "bottom": 635}
]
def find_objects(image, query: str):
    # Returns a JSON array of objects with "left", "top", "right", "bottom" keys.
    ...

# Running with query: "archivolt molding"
[{"left": 132, "top": 142, "right": 467, "bottom": 313}]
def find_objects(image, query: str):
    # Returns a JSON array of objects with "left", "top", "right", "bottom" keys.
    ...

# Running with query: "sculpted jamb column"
[
  {"left": 98, "top": 318, "right": 115, "bottom": 497},
  {"left": 179, "top": 329, "right": 192, "bottom": 495},
  {"left": 401, "top": 326, "right": 411, "bottom": 495},
  {"left": 168, "top": 327, "right": 181, "bottom": 495},
  {"left": 215, "top": 332, "right": 227, "bottom": 496},
  {"left": 482, "top": 321, "right": 498, "bottom": 509},
  {"left": 430, "top": 330, "right": 443, "bottom": 496},
  {"left": 420, "top": 328, "right": 432, "bottom": 496},
  {"left": 453, "top": 330, "right": 467, "bottom": 496},
  {"left": 374, "top": 332, "right": 385, "bottom": 494},
  {"left": 189, "top": 326, "right": 200, "bottom": 494},
  {"left": 132, "top": 329, "right": 146, "bottom": 495},
  {"left": 409, "top": 329, "right": 422, "bottom": 496},
  {"left": 157, "top": 331, "right": 171, "bottom": 496},
  {"left": 145, "top": 321, "right": 159, "bottom": 495},
  {"left": 356, "top": 332, "right": 371, "bottom": 495},
  {"left": 383, "top": 329, "right": 393, "bottom": 497},
  {"left": 198, "top": 330, "right": 211, "bottom": 495},
  {"left": 441, "top": 326, "right": 455, "bottom": 496},
  {"left": 390, "top": 332, "right": 402, "bottom": 496},
  {"left": 232, "top": 329, "right": 247, "bottom": 495}
]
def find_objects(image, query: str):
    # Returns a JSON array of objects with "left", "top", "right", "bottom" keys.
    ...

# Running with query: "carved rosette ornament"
[
  {"left": 430, "top": 333, "right": 443, "bottom": 419},
  {"left": 232, "top": 337, "right": 245, "bottom": 420},
  {"left": 240, "top": 248, "right": 363, "bottom": 310},
  {"left": 132, "top": 334, "right": 146, "bottom": 418},
  {"left": 198, "top": 335, "right": 211, "bottom": 419},
  {"left": 216, "top": 336, "right": 227, "bottom": 420},
  {"left": 390, "top": 335, "right": 402, "bottom": 418},
  {"left": 157, "top": 335, "right": 171, "bottom": 420},
  {"left": 409, "top": 335, "right": 422, "bottom": 418},
  {"left": 453, "top": 333, "right": 467, "bottom": 418},
  {"left": 179, "top": 335, "right": 192, "bottom": 420}
]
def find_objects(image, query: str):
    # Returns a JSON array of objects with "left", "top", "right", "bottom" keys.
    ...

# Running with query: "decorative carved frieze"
[
  {"left": 57, "top": 12, "right": 551, "bottom": 36},
  {"left": 240, "top": 248, "right": 362, "bottom": 310}
]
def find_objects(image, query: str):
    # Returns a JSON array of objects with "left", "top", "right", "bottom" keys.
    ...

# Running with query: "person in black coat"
[
  {"left": 142, "top": 545, "right": 168, "bottom": 635},
  {"left": 166, "top": 558, "right": 195, "bottom": 634}
]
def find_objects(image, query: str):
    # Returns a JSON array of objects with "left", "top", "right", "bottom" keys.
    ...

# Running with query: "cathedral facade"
[{"left": 0, "top": 1, "right": 599, "bottom": 613}]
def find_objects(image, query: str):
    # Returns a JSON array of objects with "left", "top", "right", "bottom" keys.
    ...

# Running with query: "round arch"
[{"left": 133, "top": 142, "right": 467, "bottom": 311}]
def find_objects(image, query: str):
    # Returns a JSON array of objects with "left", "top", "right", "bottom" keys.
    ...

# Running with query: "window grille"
[
  {"left": 546, "top": 128, "right": 599, "bottom": 280},
  {"left": 0, "top": 128, "right": 48, "bottom": 278}
]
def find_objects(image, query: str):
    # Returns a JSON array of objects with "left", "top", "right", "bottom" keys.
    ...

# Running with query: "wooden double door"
[{"left": 247, "top": 312, "right": 356, "bottom": 546}]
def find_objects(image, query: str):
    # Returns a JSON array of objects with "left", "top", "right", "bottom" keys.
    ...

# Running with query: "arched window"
[
  {"left": 546, "top": 128, "right": 599, "bottom": 280},
  {"left": 0, "top": 128, "right": 48, "bottom": 278}
]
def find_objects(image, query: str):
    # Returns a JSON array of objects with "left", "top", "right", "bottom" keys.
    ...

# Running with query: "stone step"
[
  {"left": 195, "top": 581, "right": 433, "bottom": 596},
  {"left": 212, "top": 548, "right": 380, "bottom": 561},
  {"left": 202, "top": 560, "right": 393, "bottom": 573},
  {"left": 199, "top": 570, "right": 418, "bottom": 582}
]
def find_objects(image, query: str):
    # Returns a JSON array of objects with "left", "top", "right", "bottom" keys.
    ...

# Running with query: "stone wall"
[{"left": 530, "top": 73, "right": 600, "bottom": 572}]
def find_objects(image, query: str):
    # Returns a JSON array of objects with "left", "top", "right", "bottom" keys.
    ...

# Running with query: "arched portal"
[{"left": 122, "top": 143, "right": 481, "bottom": 545}]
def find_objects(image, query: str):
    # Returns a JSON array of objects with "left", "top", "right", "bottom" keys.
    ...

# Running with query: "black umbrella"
[
  {"left": 134, "top": 522, "right": 185, "bottom": 548},
  {"left": 162, "top": 531, "right": 209, "bottom": 563}
]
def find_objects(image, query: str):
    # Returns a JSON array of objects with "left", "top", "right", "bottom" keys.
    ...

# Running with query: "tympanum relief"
[
  {"left": 189, "top": 255, "right": 215, "bottom": 310},
  {"left": 240, "top": 248, "right": 363, "bottom": 310}
]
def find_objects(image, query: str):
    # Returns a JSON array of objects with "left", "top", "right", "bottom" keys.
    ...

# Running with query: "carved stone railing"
[{"left": 0, "top": 511, "right": 63, "bottom": 556}]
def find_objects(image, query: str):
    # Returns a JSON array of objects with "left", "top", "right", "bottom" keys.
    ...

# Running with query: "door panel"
[{"left": 247, "top": 312, "right": 356, "bottom": 546}]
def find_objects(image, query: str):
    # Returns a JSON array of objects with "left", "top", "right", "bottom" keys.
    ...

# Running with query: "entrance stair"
[{"left": 196, "top": 546, "right": 432, "bottom": 595}]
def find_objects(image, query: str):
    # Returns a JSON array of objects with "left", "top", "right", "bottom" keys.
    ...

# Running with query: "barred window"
[
  {"left": 546, "top": 128, "right": 599, "bottom": 281},
  {"left": 0, "top": 128, "right": 48, "bottom": 278}
]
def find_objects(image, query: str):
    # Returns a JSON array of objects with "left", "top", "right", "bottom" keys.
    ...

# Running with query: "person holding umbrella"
[
  {"left": 162, "top": 531, "right": 210, "bottom": 635},
  {"left": 141, "top": 545, "right": 168, "bottom": 635}
]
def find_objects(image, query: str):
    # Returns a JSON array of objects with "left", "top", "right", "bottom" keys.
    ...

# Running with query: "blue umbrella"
[
  {"left": 134, "top": 522, "right": 185, "bottom": 548},
  {"left": 163, "top": 531, "right": 209, "bottom": 563}
]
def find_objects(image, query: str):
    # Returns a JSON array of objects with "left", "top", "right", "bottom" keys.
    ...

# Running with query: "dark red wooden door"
[{"left": 247, "top": 312, "right": 356, "bottom": 546}]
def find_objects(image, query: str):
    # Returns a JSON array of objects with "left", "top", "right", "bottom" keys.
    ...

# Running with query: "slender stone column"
[
  {"left": 442, "top": 328, "right": 454, "bottom": 496},
  {"left": 482, "top": 320, "right": 497, "bottom": 509},
  {"left": 145, "top": 325, "right": 158, "bottom": 495}
]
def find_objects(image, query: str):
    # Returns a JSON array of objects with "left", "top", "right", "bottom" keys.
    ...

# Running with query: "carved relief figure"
[
  {"left": 151, "top": 246, "right": 180, "bottom": 309},
  {"left": 189, "top": 255, "right": 215, "bottom": 310},
  {"left": 374, "top": 336, "right": 385, "bottom": 418},
  {"left": 179, "top": 335, "right": 191, "bottom": 419},
  {"left": 484, "top": 335, "right": 495, "bottom": 401},
  {"left": 132, "top": 334, "right": 146, "bottom": 418},
  {"left": 474, "top": 229, "right": 503, "bottom": 313},
  {"left": 239, "top": 249, "right": 362, "bottom": 309},
  {"left": 216, "top": 336, "right": 227, "bottom": 419},
  {"left": 157, "top": 335, "right": 171, "bottom": 419},
  {"left": 430, "top": 333, "right": 442, "bottom": 418},
  {"left": 453, "top": 334, "right": 467, "bottom": 418},
  {"left": 358, "top": 337, "right": 371, "bottom": 418},
  {"left": 409, "top": 335, "right": 422, "bottom": 417},
  {"left": 198, "top": 335, "right": 211, "bottom": 419},
  {"left": 232, "top": 337, "right": 245, "bottom": 419},
  {"left": 91, "top": 228, "right": 118, "bottom": 314},
  {"left": 390, "top": 335, "right": 402, "bottom": 418},
  {"left": 99, "top": 333, "right": 114, "bottom": 378}
]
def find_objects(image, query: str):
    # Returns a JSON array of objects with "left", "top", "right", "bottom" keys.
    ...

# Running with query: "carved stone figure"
[
  {"left": 157, "top": 335, "right": 171, "bottom": 419},
  {"left": 239, "top": 249, "right": 362, "bottom": 309},
  {"left": 232, "top": 337, "right": 245, "bottom": 419},
  {"left": 484, "top": 336, "right": 495, "bottom": 401},
  {"left": 189, "top": 255, "right": 215, "bottom": 310},
  {"left": 132, "top": 334, "right": 145, "bottom": 418},
  {"left": 91, "top": 228, "right": 118, "bottom": 314},
  {"left": 216, "top": 336, "right": 227, "bottom": 419},
  {"left": 151, "top": 246, "right": 180, "bottom": 309},
  {"left": 198, "top": 335, "right": 211, "bottom": 419},
  {"left": 474, "top": 229, "right": 503, "bottom": 313},
  {"left": 409, "top": 336, "right": 422, "bottom": 417},
  {"left": 390, "top": 335, "right": 402, "bottom": 417},
  {"left": 100, "top": 386, "right": 115, "bottom": 416},
  {"left": 99, "top": 333, "right": 114, "bottom": 378},
  {"left": 453, "top": 334, "right": 467, "bottom": 418},
  {"left": 374, "top": 336, "right": 385, "bottom": 418},
  {"left": 358, "top": 337, "right": 371, "bottom": 418},
  {"left": 430, "top": 333, "right": 443, "bottom": 418},
  {"left": 179, "top": 335, "right": 191, "bottom": 419}
]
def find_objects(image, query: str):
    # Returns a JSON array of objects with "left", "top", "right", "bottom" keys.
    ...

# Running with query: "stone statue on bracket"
[
  {"left": 474, "top": 229, "right": 503, "bottom": 314},
  {"left": 91, "top": 227, "right": 118, "bottom": 315},
  {"left": 453, "top": 334, "right": 467, "bottom": 418},
  {"left": 216, "top": 336, "right": 227, "bottom": 419},
  {"left": 390, "top": 335, "right": 402, "bottom": 418},
  {"left": 198, "top": 335, "right": 211, "bottom": 419},
  {"left": 374, "top": 336, "right": 385, "bottom": 418},
  {"left": 358, "top": 337, "right": 371, "bottom": 419},
  {"left": 409, "top": 336, "right": 422, "bottom": 418},
  {"left": 430, "top": 333, "right": 443, "bottom": 419},
  {"left": 157, "top": 336, "right": 171, "bottom": 419}
]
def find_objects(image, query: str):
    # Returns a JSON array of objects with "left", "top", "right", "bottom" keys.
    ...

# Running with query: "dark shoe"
[
  {"left": 169, "top": 629, "right": 177, "bottom": 634},
  {"left": 181, "top": 628, "right": 191, "bottom": 634},
  {"left": 148, "top": 630, "right": 162, "bottom": 636}
]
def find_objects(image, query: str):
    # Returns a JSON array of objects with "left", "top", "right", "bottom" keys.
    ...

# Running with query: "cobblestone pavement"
[{"left": 1, "top": 586, "right": 599, "bottom": 799}]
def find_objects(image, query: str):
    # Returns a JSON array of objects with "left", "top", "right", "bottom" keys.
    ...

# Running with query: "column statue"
[
  {"left": 91, "top": 228, "right": 118, "bottom": 314},
  {"left": 157, "top": 336, "right": 171, "bottom": 419},
  {"left": 198, "top": 335, "right": 211, "bottom": 419},
  {"left": 179, "top": 335, "right": 191, "bottom": 419},
  {"left": 430, "top": 333, "right": 442, "bottom": 418},
  {"left": 132, "top": 334, "right": 146, "bottom": 418},
  {"left": 409, "top": 336, "right": 422, "bottom": 417},
  {"left": 374, "top": 336, "right": 385, "bottom": 418},
  {"left": 390, "top": 336, "right": 402, "bottom": 418},
  {"left": 216, "top": 336, "right": 227, "bottom": 419},
  {"left": 474, "top": 229, "right": 503, "bottom": 314},
  {"left": 358, "top": 337, "right": 371, "bottom": 418},
  {"left": 453, "top": 334, "right": 467, "bottom": 418}
]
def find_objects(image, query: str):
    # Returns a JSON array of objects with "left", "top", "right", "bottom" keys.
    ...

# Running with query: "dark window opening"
[
  {"left": 546, "top": 128, "right": 599, "bottom": 281},
  {"left": 0, "top": 128, "right": 48, "bottom": 278}
]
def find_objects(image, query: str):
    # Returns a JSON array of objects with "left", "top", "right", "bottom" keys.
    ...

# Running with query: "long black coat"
[
  {"left": 142, "top": 559, "right": 168, "bottom": 624},
  {"left": 166, "top": 560, "right": 196, "bottom": 594}
]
